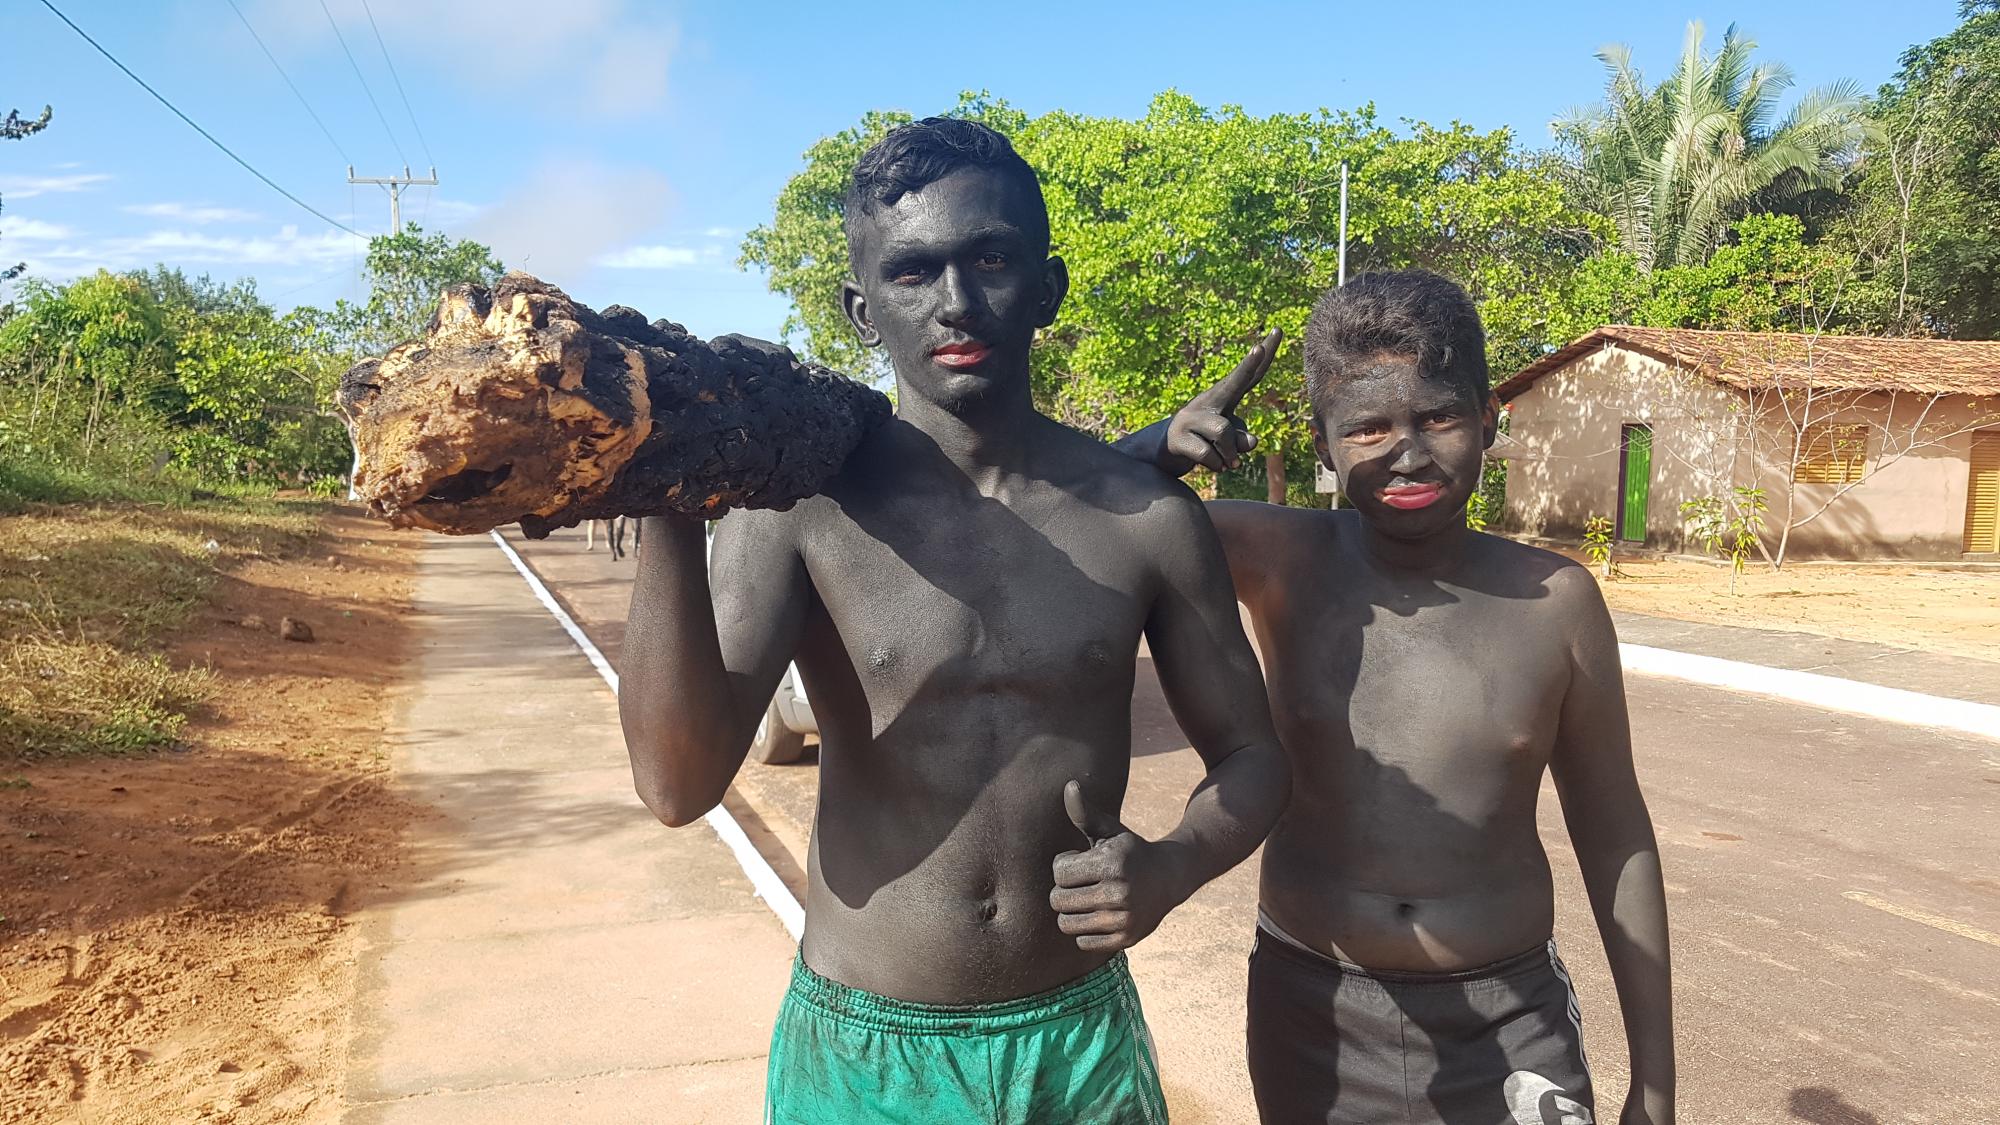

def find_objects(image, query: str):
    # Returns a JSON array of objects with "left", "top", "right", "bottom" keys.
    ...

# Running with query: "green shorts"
[{"left": 765, "top": 953, "right": 1168, "bottom": 1125}]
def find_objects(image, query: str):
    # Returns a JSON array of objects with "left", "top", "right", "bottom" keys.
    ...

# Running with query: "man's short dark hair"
[
  {"left": 1303, "top": 270, "right": 1490, "bottom": 407},
  {"left": 843, "top": 117, "right": 1049, "bottom": 257}
]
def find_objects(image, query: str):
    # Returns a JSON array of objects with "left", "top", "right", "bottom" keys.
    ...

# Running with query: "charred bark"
[{"left": 339, "top": 272, "right": 890, "bottom": 536}]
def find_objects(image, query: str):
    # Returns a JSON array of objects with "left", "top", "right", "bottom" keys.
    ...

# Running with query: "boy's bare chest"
[
  {"left": 799, "top": 495, "right": 1152, "bottom": 691},
  {"left": 1267, "top": 591, "right": 1570, "bottom": 781}
]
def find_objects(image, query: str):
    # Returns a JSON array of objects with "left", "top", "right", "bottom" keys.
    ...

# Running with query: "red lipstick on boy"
[
  {"left": 932, "top": 341, "right": 991, "bottom": 369},
  {"left": 1379, "top": 483, "right": 1444, "bottom": 510}
]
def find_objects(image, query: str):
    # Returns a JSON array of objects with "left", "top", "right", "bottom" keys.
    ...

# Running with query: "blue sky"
[{"left": 1, "top": 1, "right": 1964, "bottom": 343}]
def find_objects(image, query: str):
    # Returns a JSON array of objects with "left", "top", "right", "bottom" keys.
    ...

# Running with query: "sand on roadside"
[
  {"left": 0, "top": 508, "right": 423, "bottom": 1124},
  {"left": 1540, "top": 545, "right": 2000, "bottom": 662}
]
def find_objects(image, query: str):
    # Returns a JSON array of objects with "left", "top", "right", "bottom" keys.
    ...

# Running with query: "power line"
[
  {"left": 317, "top": 0, "right": 407, "bottom": 166},
  {"left": 222, "top": 0, "right": 350, "bottom": 165},
  {"left": 357, "top": 0, "right": 434, "bottom": 167},
  {"left": 36, "top": 0, "right": 362, "bottom": 238}
]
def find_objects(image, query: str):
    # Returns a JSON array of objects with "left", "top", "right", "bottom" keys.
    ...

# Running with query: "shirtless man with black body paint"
[
  {"left": 1122, "top": 271, "right": 1674, "bottom": 1125},
  {"left": 618, "top": 119, "right": 1290, "bottom": 1124}
]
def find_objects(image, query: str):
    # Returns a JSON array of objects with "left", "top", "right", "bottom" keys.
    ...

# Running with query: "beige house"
[{"left": 1496, "top": 326, "right": 2000, "bottom": 560}]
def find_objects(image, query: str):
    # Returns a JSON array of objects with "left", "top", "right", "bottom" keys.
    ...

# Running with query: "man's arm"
[
  {"left": 618, "top": 509, "right": 808, "bottom": 826},
  {"left": 1111, "top": 330, "right": 1281, "bottom": 477},
  {"left": 1548, "top": 567, "right": 1675, "bottom": 1125},
  {"left": 1049, "top": 489, "right": 1291, "bottom": 950}
]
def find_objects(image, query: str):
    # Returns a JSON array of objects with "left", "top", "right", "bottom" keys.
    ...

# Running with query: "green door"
[{"left": 1618, "top": 424, "right": 1653, "bottom": 543}]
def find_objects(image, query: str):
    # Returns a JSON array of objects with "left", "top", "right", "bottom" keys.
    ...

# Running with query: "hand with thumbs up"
[
  {"left": 1136, "top": 328, "right": 1282, "bottom": 478},
  {"left": 1049, "top": 780, "right": 1192, "bottom": 952}
]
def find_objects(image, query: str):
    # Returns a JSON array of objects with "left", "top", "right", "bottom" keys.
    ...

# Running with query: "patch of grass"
[
  {"left": 0, "top": 638, "right": 212, "bottom": 757},
  {"left": 0, "top": 460, "right": 189, "bottom": 513},
  {"left": 0, "top": 493, "right": 324, "bottom": 761}
]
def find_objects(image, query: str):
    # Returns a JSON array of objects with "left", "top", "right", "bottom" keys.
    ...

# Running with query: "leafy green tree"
[
  {"left": 0, "top": 267, "right": 353, "bottom": 483},
  {"left": 0, "top": 272, "right": 174, "bottom": 465},
  {"left": 1549, "top": 213, "right": 1888, "bottom": 340},
  {"left": 312, "top": 225, "right": 504, "bottom": 355},
  {"left": 1555, "top": 21, "right": 1866, "bottom": 272},
  {"left": 155, "top": 274, "right": 348, "bottom": 480},
  {"left": 2, "top": 105, "right": 53, "bottom": 285},
  {"left": 1846, "top": 1, "right": 2000, "bottom": 337},
  {"left": 745, "top": 92, "right": 1600, "bottom": 503}
]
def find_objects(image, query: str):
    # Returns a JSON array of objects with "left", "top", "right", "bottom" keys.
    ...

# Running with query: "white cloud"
[
  {"left": 24, "top": 224, "right": 364, "bottom": 279},
  {"left": 3, "top": 219, "right": 74, "bottom": 241},
  {"left": 465, "top": 160, "right": 674, "bottom": 280},
  {"left": 0, "top": 172, "right": 112, "bottom": 199},
  {"left": 122, "top": 202, "right": 261, "bottom": 224},
  {"left": 250, "top": 0, "right": 678, "bottom": 115},
  {"left": 597, "top": 244, "right": 706, "bottom": 270},
  {"left": 702, "top": 227, "right": 737, "bottom": 240}
]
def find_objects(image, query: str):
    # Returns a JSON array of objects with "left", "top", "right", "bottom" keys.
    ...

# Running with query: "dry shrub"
[
  {"left": 0, "top": 637, "right": 212, "bottom": 756},
  {"left": 0, "top": 499, "right": 318, "bottom": 761}
]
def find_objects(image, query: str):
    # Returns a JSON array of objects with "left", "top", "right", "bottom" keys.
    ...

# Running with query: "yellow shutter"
[
  {"left": 1795, "top": 423, "right": 1871, "bottom": 484},
  {"left": 1966, "top": 431, "right": 2000, "bottom": 553}
]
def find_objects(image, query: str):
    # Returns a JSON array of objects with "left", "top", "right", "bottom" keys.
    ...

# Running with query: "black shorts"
[{"left": 1246, "top": 927, "right": 1595, "bottom": 1125}]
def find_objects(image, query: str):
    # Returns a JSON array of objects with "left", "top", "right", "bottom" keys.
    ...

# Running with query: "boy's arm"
[
  {"left": 1049, "top": 489, "right": 1291, "bottom": 951},
  {"left": 618, "top": 509, "right": 809, "bottom": 827},
  {"left": 1111, "top": 330, "right": 1281, "bottom": 477},
  {"left": 1548, "top": 567, "right": 1675, "bottom": 1125}
]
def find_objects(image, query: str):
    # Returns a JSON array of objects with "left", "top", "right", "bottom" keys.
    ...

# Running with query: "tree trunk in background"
[
  {"left": 1265, "top": 451, "right": 1287, "bottom": 505},
  {"left": 340, "top": 273, "right": 890, "bottom": 536}
]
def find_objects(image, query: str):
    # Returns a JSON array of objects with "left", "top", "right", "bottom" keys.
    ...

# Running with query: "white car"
[
  {"left": 755, "top": 661, "right": 817, "bottom": 764},
  {"left": 706, "top": 525, "right": 817, "bottom": 764}
]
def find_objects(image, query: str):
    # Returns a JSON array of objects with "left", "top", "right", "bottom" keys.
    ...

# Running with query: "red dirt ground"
[{"left": 0, "top": 509, "right": 423, "bottom": 1124}]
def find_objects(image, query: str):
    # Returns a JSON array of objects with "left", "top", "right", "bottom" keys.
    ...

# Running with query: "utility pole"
[
  {"left": 347, "top": 164, "right": 437, "bottom": 233},
  {"left": 1336, "top": 160, "right": 1352, "bottom": 286},
  {"left": 1320, "top": 160, "right": 1354, "bottom": 509}
]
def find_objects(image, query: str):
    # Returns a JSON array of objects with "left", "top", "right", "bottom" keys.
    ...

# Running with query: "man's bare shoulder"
[
  {"left": 1208, "top": 501, "right": 1355, "bottom": 574},
  {"left": 1042, "top": 421, "right": 1208, "bottom": 519},
  {"left": 1466, "top": 533, "right": 1611, "bottom": 629},
  {"left": 1207, "top": 499, "right": 1347, "bottom": 541}
]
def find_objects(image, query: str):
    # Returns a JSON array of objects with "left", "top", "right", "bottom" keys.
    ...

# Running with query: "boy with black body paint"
[
  {"left": 621, "top": 119, "right": 1290, "bottom": 1124},
  {"left": 1122, "top": 271, "right": 1674, "bottom": 1125}
]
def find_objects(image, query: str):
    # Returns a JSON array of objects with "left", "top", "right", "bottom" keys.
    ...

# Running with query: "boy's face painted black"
[
  {"left": 841, "top": 166, "right": 1066, "bottom": 411},
  {"left": 1313, "top": 357, "right": 1495, "bottom": 540}
]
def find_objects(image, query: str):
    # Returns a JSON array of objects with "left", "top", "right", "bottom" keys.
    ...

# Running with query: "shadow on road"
[{"left": 1789, "top": 1086, "right": 1882, "bottom": 1124}]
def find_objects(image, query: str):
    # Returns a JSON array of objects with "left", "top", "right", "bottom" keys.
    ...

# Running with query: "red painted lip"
[
  {"left": 931, "top": 342, "right": 991, "bottom": 369},
  {"left": 1379, "top": 483, "right": 1444, "bottom": 510}
]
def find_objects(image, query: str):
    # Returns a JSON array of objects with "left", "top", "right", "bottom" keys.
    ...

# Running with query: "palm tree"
[{"left": 1556, "top": 21, "right": 1866, "bottom": 271}]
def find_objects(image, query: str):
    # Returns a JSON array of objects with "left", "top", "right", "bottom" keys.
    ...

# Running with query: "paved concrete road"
[
  {"left": 344, "top": 534, "right": 793, "bottom": 1124},
  {"left": 509, "top": 526, "right": 2000, "bottom": 1125}
]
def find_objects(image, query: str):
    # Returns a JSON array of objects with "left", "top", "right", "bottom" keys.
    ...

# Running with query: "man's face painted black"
[
  {"left": 1313, "top": 356, "right": 1497, "bottom": 540},
  {"left": 841, "top": 166, "right": 1067, "bottom": 411}
]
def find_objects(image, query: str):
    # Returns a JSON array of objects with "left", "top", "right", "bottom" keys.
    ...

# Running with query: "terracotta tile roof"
[{"left": 1494, "top": 326, "right": 2000, "bottom": 402}]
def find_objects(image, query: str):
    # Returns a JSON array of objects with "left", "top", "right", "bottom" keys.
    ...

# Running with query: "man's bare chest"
[
  {"left": 796, "top": 501, "right": 1153, "bottom": 695},
  {"left": 1267, "top": 593, "right": 1570, "bottom": 766}
]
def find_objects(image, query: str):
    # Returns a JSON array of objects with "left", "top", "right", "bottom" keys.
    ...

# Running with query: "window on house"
[{"left": 1794, "top": 423, "right": 1870, "bottom": 484}]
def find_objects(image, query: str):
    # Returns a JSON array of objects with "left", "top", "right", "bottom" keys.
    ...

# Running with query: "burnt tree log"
[{"left": 339, "top": 272, "right": 890, "bottom": 536}]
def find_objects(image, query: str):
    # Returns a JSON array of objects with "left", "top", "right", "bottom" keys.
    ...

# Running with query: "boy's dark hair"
[
  {"left": 843, "top": 117, "right": 1048, "bottom": 258},
  {"left": 1303, "top": 270, "right": 1490, "bottom": 407}
]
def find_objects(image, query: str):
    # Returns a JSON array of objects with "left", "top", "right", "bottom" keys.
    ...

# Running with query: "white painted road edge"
[
  {"left": 1620, "top": 642, "right": 2000, "bottom": 743},
  {"left": 487, "top": 530, "right": 808, "bottom": 940}
]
